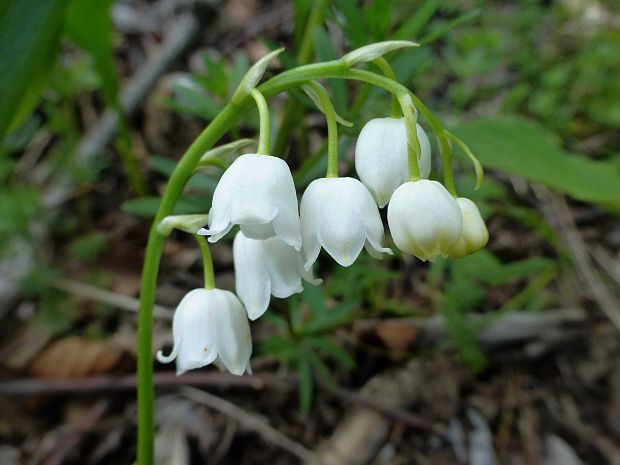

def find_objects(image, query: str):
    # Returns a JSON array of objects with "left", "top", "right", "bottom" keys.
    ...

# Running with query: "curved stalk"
[
  {"left": 307, "top": 81, "right": 339, "bottom": 178},
  {"left": 250, "top": 88, "right": 271, "bottom": 154},
  {"left": 138, "top": 58, "right": 462, "bottom": 465},
  {"left": 373, "top": 57, "right": 400, "bottom": 118},
  {"left": 195, "top": 235, "right": 215, "bottom": 289}
]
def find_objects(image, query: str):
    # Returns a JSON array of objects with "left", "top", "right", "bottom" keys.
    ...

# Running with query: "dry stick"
[
  {"left": 535, "top": 188, "right": 620, "bottom": 331},
  {"left": 1, "top": 308, "right": 586, "bottom": 397},
  {"left": 74, "top": 13, "right": 199, "bottom": 168},
  {"left": 591, "top": 246, "right": 620, "bottom": 287},
  {"left": 354, "top": 308, "right": 587, "bottom": 347},
  {"left": 180, "top": 386, "right": 324, "bottom": 465},
  {"left": 307, "top": 360, "right": 426, "bottom": 465},
  {"left": 317, "top": 382, "right": 440, "bottom": 434},
  {"left": 549, "top": 397, "right": 620, "bottom": 465},
  {"left": 42, "top": 399, "right": 109, "bottom": 465},
  {"left": 0, "top": 372, "right": 291, "bottom": 396},
  {"left": 54, "top": 278, "right": 174, "bottom": 321}
]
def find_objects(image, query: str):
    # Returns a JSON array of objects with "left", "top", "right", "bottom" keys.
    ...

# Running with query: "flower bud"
[
  {"left": 355, "top": 118, "right": 431, "bottom": 207},
  {"left": 448, "top": 198, "right": 489, "bottom": 259},
  {"left": 387, "top": 180, "right": 462, "bottom": 261}
]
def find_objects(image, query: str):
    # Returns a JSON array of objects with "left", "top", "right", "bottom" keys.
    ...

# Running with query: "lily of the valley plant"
[{"left": 137, "top": 41, "right": 488, "bottom": 465}]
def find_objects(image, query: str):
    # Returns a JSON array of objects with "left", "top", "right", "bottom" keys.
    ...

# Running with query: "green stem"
[
  {"left": 138, "top": 58, "right": 460, "bottom": 465},
  {"left": 137, "top": 102, "right": 240, "bottom": 465},
  {"left": 194, "top": 235, "right": 215, "bottom": 289},
  {"left": 308, "top": 81, "right": 339, "bottom": 178},
  {"left": 250, "top": 89, "right": 270, "bottom": 154},
  {"left": 373, "top": 57, "right": 400, "bottom": 118},
  {"left": 397, "top": 94, "right": 421, "bottom": 181}
]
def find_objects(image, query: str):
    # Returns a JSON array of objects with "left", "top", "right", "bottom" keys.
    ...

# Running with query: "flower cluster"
[{"left": 157, "top": 116, "right": 487, "bottom": 377}]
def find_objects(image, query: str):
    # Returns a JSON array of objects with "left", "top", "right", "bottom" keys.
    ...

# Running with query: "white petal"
[
  {"left": 272, "top": 204, "right": 302, "bottom": 250},
  {"left": 214, "top": 290, "right": 252, "bottom": 376},
  {"left": 449, "top": 198, "right": 489, "bottom": 259},
  {"left": 355, "top": 118, "right": 406, "bottom": 207},
  {"left": 387, "top": 180, "right": 462, "bottom": 261},
  {"left": 355, "top": 118, "right": 431, "bottom": 207},
  {"left": 200, "top": 208, "right": 232, "bottom": 241},
  {"left": 416, "top": 124, "right": 431, "bottom": 179},
  {"left": 301, "top": 178, "right": 374, "bottom": 267},
  {"left": 201, "top": 154, "right": 301, "bottom": 244},
  {"left": 262, "top": 238, "right": 305, "bottom": 298},
  {"left": 233, "top": 232, "right": 272, "bottom": 320},
  {"left": 357, "top": 180, "right": 392, "bottom": 259},
  {"left": 302, "top": 233, "right": 321, "bottom": 272},
  {"left": 167, "top": 289, "right": 218, "bottom": 375}
]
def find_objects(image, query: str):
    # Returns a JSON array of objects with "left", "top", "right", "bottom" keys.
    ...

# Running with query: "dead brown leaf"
[
  {"left": 31, "top": 337, "right": 123, "bottom": 379},
  {"left": 375, "top": 319, "right": 418, "bottom": 354}
]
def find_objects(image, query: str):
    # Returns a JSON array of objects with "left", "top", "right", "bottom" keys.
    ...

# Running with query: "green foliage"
[
  {"left": 436, "top": 250, "right": 556, "bottom": 370},
  {"left": 166, "top": 52, "right": 250, "bottom": 120},
  {"left": 452, "top": 116, "right": 620, "bottom": 205},
  {"left": 64, "top": 0, "right": 118, "bottom": 106},
  {"left": 260, "top": 284, "right": 357, "bottom": 412},
  {"left": 69, "top": 233, "right": 108, "bottom": 261},
  {"left": 0, "top": 186, "right": 41, "bottom": 256},
  {"left": 0, "top": 0, "right": 71, "bottom": 138},
  {"left": 121, "top": 156, "right": 219, "bottom": 218}
]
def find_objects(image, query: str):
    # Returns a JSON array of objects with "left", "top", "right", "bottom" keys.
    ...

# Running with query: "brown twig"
[
  {"left": 317, "top": 381, "right": 441, "bottom": 434},
  {"left": 181, "top": 386, "right": 324, "bottom": 465},
  {"left": 308, "top": 359, "right": 427, "bottom": 465},
  {"left": 535, "top": 188, "right": 620, "bottom": 331},
  {"left": 549, "top": 396, "right": 620, "bottom": 465},
  {"left": 42, "top": 399, "right": 109, "bottom": 465},
  {"left": 0, "top": 371, "right": 293, "bottom": 396},
  {"left": 54, "top": 278, "right": 174, "bottom": 321}
]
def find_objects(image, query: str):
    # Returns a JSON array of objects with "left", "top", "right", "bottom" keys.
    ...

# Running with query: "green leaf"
[
  {"left": 393, "top": 0, "right": 441, "bottom": 40},
  {"left": 341, "top": 41, "right": 418, "bottom": 67},
  {"left": 64, "top": 0, "right": 118, "bottom": 106},
  {"left": 0, "top": 0, "right": 70, "bottom": 138},
  {"left": 306, "top": 336, "right": 355, "bottom": 369},
  {"left": 452, "top": 116, "right": 620, "bottom": 205},
  {"left": 452, "top": 249, "right": 553, "bottom": 286},
  {"left": 304, "top": 300, "right": 359, "bottom": 334},
  {"left": 302, "top": 283, "right": 327, "bottom": 314},
  {"left": 298, "top": 358, "right": 313, "bottom": 413},
  {"left": 167, "top": 80, "right": 222, "bottom": 120},
  {"left": 151, "top": 156, "right": 219, "bottom": 194},
  {"left": 441, "top": 300, "right": 487, "bottom": 372},
  {"left": 304, "top": 348, "right": 337, "bottom": 386},
  {"left": 231, "top": 48, "right": 283, "bottom": 103},
  {"left": 364, "top": 0, "right": 393, "bottom": 40},
  {"left": 331, "top": 0, "right": 367, "bottom": 47},
  {"left": 419, "top": 9, "right": 481, "bottom": 46}
]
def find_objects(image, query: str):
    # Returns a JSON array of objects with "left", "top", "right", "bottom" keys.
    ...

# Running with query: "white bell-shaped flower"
[
  {"left": 233, "top": 232, "right": 321, "bottom": 320},
  {"left": 355, "top": 117, "right": 431, "bottom": 207},
  {"left": 448, "top": 198, "right": 489, "bottom": 259},
  {"left": 156, "top": 288, "right": 252, "bottom": 376},
  {"left": 300, "top": 177, "right": 392, "bottom": 269},
  {"left": 198, "top": 154, "right": 302, "bottom": 250},
  {"left": 387, "top": 179, "right": 463, "bottom": 261}
]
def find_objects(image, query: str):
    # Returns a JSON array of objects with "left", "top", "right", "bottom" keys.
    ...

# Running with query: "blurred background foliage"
[{"left": 1, "top": 0, "right": 619, "bottom": 413}]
